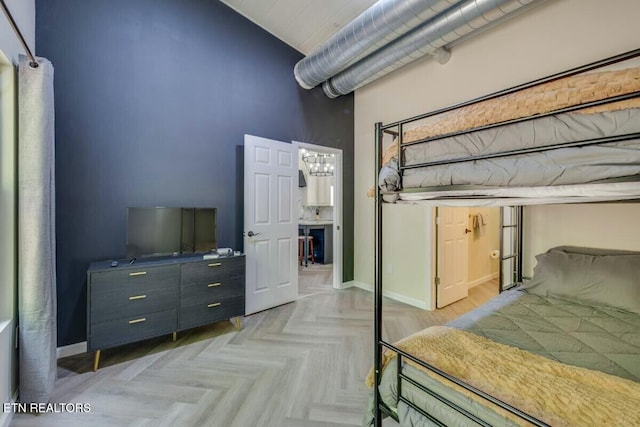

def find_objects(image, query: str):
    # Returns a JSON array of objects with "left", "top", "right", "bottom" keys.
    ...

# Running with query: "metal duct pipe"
[
  {"left": 294, "top": 0, "right": 462, "bottom": 90},
  {"left": 322, "top": 0, "right": 537, "bottom": 98}
]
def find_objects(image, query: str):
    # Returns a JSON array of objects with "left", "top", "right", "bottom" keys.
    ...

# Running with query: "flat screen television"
[{"left": 126, "top": 207, "right": 217, "bottom": 258}]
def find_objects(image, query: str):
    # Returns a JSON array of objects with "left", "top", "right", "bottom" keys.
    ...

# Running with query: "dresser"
[
  {"left": 87, "top": 254, "right": 245, "bottom": 370},
  {"left": 179, "top": 256, "right": 245, "bottom": 330}
]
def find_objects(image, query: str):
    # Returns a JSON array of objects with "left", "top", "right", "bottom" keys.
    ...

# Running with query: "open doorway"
[
  {"left": 293, "top": 141, "right": 343, "bottom": 297},
  {"left": 435, "top": 206, "right": 501, "bottom": 308}
]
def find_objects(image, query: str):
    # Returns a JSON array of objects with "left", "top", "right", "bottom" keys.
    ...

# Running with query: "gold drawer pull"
[
  {"left": 128, "top": 318, "right": 146, "bottom": 324},
  {"left": 129, "top": 271, "right": 147, "bottom": 276},
  {"left": 129, "top": 294, "right": 147, "bottom": 300},
  {"left": 208, "top": 282, "right": 222, "bottom": 288},
  {"left": 208, "top": 262, "right": 222, "bottom": 267},
  {"left": 207, "top": 302, "right": 221, "bottom": 308}
]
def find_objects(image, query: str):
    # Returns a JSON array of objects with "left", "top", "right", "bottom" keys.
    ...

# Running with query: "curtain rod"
[{"left": 0, "top": 0, "right": 38, "bottom": 68}]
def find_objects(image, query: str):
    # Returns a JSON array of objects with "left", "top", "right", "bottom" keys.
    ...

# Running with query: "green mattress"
[{"left": 365, "top": 289, "right": 640, "bottom": 426}]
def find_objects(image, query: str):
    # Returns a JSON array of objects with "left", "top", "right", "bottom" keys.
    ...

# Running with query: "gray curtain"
[{"left": 18, "top": 55, "right": 57, "bottom": 404}]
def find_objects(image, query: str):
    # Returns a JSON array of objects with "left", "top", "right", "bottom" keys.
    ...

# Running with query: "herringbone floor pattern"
[{"left": 10, "top": 271, "right": 497, "bottom": 427}]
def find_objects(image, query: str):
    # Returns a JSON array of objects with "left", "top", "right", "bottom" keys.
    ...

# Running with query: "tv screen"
[
  {"left": 126, "top": 207, "right": 217, "bottom": 258},
  {"left": 126, "top": 207, "right": 182, "bottom": 258},
  {"left": 193, "top": 208, "right": 217, "bottom": 252}
]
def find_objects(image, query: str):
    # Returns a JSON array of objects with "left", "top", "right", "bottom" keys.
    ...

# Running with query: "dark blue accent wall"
[{"left": 37, "top": 0, "right": 354, "bottom": 346}]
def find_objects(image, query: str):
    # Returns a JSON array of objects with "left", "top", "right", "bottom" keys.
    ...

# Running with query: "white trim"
[
  {"left": 351, "top": 281, "right": 430, "bottom": 310},
  {"left": 0, "top": 390, "right": 18, "bottom": 427},
  {"left": 57, "top": 341, "right": 87, "bottom": 359},
  {"left": 292, "top": 141, "right": 344, "bottom": 290},
  {"left": 351, "top": 281, "right": 371, "bottom": 292},
  {"left": 384, "top": 290, "right": 430, "bottom": 310},
  {"left": 340, "top": 280, "right": 356, "bottom": 289},
  {"left": 468, "top": 272, "right": 499, "bottom": 289}
]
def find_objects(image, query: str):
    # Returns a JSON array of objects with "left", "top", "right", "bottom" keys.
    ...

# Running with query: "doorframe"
[{"left": 292, "top": 141, "right": 344, "bottom": 290}]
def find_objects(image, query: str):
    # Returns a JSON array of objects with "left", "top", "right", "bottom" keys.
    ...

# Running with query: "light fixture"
[{"left": 301, "top": 149, "right": 334, "bottom": 177}]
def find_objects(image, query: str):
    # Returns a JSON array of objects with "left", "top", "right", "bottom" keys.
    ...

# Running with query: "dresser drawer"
[
  {"left": 90, "top": 265, "right": 179, "bottom": 295},
  {"left": 180, "top": 257, "right": 244, "bottom": 285},
  {"left": 88, "top": 309, "right": 177, "bottom": 351},
  {"left": 180, "top": 276, "right": 243, "bottom": 308},
  {"left": 90, "top": 286, "right": 177, "bottom": 323},
  {"left": 178, "top": 296, "right": 244, "bottom": 330}
]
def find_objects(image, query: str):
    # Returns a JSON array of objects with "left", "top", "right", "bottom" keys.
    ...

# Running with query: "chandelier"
[{"left": 301, "top": 149, "right": 334, "bottom": 176}]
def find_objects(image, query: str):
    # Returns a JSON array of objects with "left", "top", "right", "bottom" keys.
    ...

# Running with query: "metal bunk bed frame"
[{"left": 372, "top": 47, "right": 640, "bottom": 427}]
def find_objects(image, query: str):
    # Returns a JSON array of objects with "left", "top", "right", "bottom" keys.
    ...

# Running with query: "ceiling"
[{"left": 220, "top": 0, "right": 378, "bottom": 55}]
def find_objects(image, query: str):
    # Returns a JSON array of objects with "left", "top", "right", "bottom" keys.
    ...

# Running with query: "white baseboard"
[
  {"left": 384, "top": 290, "right": 430, "bottom": 310},
  {"left": 352, "top": 281, "right": 372, "bottom": 292},
  {"left": 351, "top": 281, "right": 429, "bottom": 310},
  {"left": 340, "top": 280, "right": 356, "bottom": 289},
  {"left": 57, "top": 341, "right": 87, "bottom": 359},
  {"left": 468, "top": 272, "right": 499, "bottom": 289}
]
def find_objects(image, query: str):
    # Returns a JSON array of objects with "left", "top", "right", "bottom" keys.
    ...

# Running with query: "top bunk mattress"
[
  {"left": 402, "top": 108, "right": 640, "bottom": 188},
  {"left": 374, "top": 62, "right": 640, "bottom": 197}
]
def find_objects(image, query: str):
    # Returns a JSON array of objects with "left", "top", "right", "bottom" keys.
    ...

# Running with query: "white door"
[
  {"left": 244, "top": 135, "right": 298, "bottom": 315},
  {"left": 437, "top": 207, "right": 469, "bottom": 308}
]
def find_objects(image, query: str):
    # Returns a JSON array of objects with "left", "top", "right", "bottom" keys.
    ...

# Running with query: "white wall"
[
  {"left": 353, "top": 0, "right": 640, "bottom": 295},
  {"left": 353, "top": 204, "right": 434, "bottom": 309},
  {"left": 0, "top": 0, "right": 35, "bottom": 64},
  {"left": 523, "top": 203, "right": 640, "bottom": 275},
  {"left": 383, "top": 204, "right": 434, "bottom": 309},
  {"left": 0, "top": 0, "right": 35, "bottom": 421}
]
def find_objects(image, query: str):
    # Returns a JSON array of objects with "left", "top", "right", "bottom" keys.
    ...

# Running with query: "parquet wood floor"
[{"left": 10, "top": 273, "right": 497, "bottom": 427}]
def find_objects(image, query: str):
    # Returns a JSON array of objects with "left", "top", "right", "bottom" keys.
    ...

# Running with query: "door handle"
[
  {"left": 465, "top": 228, "right": 472, "bottom": 234},
  {"left": 247, "top": 231, "right": 261, "bottom": 237}
]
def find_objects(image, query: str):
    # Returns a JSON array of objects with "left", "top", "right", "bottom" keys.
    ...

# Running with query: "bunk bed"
[{"left": 368, "top": 49, "right": 640, "bottom": 427}]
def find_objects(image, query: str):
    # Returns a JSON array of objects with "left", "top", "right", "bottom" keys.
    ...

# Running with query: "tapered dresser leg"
[
  {"left": 93, "top": 350, "right": 101, "bottom": 372},
  {"left": 172, "top": 332, "right": 177, "bottom": 342},
  {"left": 235, "top": 317, "right": 242, "bottom": 331}
]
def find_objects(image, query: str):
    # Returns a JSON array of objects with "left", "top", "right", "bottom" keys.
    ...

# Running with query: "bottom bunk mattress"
[{"left": 364, "top": 289, "right": 640, "bottom": 426}]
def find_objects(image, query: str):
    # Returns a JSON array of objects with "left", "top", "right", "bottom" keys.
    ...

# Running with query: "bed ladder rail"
[{"left": 499, "top": 206, "right": 523, "bottom": 292}]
